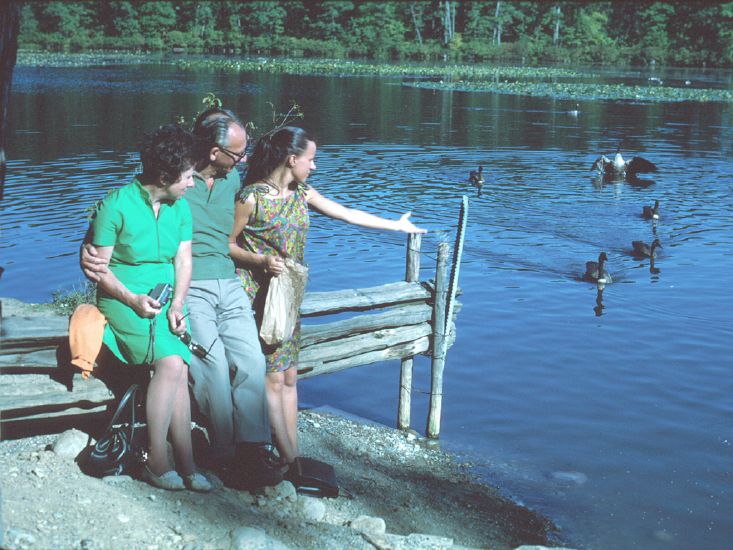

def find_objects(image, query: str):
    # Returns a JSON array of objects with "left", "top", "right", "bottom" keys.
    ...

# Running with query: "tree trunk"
[
  {"left": 443, "top": 1, "right": 451, "bottom": 45},
  {"left": 409, "top": 3, "right": 423, "bottom": 47},
  {"left": 0, "top": 0, "right": 20, "bottom": 200},
  {"left": 494, "top": 1, "right": 502, "bottom": 46},
  {"left": 553, "top": 4, "right": 561, "bottom": 46}
]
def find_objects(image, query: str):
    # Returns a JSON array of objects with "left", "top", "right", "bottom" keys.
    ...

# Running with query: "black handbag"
[
  {"left": 76, "top": 384, "right": 147, "bottom": 478},
  {"left": 286, "top": 457, "right": 339, "bottom": 498}
]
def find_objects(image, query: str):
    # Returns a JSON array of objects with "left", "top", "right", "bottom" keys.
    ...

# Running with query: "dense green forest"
[{"left": 17, "top": 1, "right": 733, "bottom": 67}]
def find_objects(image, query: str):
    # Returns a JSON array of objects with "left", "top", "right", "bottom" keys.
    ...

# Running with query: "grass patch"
[{"left": 50, "top": 282, "right": 96, "bottom": 316}]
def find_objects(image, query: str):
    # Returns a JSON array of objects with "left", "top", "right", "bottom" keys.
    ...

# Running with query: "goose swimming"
[
  {"left": 565, "top": 103, "right": 580, "bottom": 116},
  {"left": 591, "top": 149, "right": 658, "bottom": 180},
  {"left": 642, "top": 200, "right": 660, "bottom": 220},
  {"left": 469, "top": 166, "right": 484, "bottom": 186},
  {"left": 631, "top": 238, "right": 662, "bottom": 258},
  {"left": 583, "top": 252, "right": 613, "bottom": 284}
]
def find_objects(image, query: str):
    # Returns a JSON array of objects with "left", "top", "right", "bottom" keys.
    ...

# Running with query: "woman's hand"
[
  {"left": 395, "top": 212, "right": 427, "bottom": 234},
  {"left": 263, "top": 254, "right": 285, "bottom": 276},
  {"left": 130, "top": 293, "right": 162, "bottom": 319},
  {"left": 167, "top": 300, "right": 187, "bottom": 335}
]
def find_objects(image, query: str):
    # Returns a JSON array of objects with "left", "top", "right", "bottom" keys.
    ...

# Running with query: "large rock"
[
  {"left": 293, "top": 497, "right": 326, "bottom": 523},
  {"left": 230, "top": 527, "right": 291, "bottom": 550},
  {"left": 350, "top": 514, "right": 386, "bottom": 536},
  {"left": 52, "top": 429, "right": 89, "bottom": 458}
]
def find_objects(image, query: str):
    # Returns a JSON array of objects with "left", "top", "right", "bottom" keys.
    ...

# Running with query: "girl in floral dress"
[{"left": 228, "top": 127, "right": 426, "bottom": 467}]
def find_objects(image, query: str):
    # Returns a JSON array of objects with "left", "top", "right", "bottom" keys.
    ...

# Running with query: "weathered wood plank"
[
  {"left": 0, "top": 348, "right": 59, "bottom": 368},
  {"left": 299, "top": 322, "right": 432, "bottom": 364},
  {"left": 0, "top": 374, "right": 113, "bottom": 420},
  {"left": 299, "top": 337, "right": 430, "bottom": 378},
  {"left": 300, "top": 303, "right": 432, "bottom": 348},
  {"left": 301, "top": 281, "right": 431, "bottom": 316}
]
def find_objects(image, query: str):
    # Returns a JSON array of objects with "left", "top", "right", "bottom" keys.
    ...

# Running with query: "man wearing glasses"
[{"left": 82, "top": 107, "right": 281, "bottom": 491}]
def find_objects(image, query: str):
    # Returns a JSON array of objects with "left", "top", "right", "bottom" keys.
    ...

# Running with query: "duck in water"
[
  {"left": 642, "top": 200, "right": 660, "bottom": 220},
  {"left": 591, "top": 147, "right": 657, "bottom": 181},
  {"left": 565, "top": 103, "right": 580, "bottom": 117},
  {"left": 631, "top": 238, "right": 662, "bottom": 258},
  {"left": 583, "top": 252, "right": 612, "bottom": 284},
  {"left": 469, "top": 165, "right": 484, "bottom": 187}
]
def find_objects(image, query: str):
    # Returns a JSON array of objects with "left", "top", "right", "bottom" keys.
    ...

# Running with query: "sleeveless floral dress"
[{"left": 236, "top": 183, "right": 310, "bottom": 372}]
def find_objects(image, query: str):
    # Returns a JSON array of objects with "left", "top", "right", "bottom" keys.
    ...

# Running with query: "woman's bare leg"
[
  {"left": 146, "top": 356, "right": 185, "bottom": 475},
  {"left": 168, "top": 360, "right": 196, "bottom": 476},
  {"left": 266, "top": 371, "right": 298, "bottom": 463},
  {"left": 282, "top": 367, "right": 299, "bottom": 461}
]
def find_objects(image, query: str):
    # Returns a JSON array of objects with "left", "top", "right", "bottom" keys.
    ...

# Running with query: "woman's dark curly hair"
[
  {"left": 243, "top": 126, "right": 313, "bottom": 187},
  {"left": 140, "top": 123, "right": 197, "bottom": 185}
]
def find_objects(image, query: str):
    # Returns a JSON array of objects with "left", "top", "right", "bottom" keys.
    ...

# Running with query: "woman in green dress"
[
  {"left": 91, "top": 124, "right": 210, "bottom": 492},
  {"left": 228, "top": 126, "right": 426, "bottom": 469}
]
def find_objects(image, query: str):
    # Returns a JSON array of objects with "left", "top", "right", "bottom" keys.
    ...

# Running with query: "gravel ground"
[{"left": 0, "top": 408, "right": 562, "bottom": 550}]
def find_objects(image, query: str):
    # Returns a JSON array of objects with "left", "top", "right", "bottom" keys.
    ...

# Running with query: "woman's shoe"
[
  {"left": 184, "top": 472, "right": 213, "bottom": 493},
  {"left": 142, "top": 466, "right": 185, "bottom": 491}
]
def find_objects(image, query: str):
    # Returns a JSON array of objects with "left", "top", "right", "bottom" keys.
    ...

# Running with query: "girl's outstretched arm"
[{"left": 306, "top": 187, "right": 426, "bottom": 234}]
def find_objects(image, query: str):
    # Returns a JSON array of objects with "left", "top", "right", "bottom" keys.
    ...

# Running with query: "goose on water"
[
  {"left": 631, "top": 238, "right": 662, "bottom": 258},
  {"left": 591, "top": 149, "right": 658, "bottom": 180},
  {"left": 469, "top": 166, "right": 485, "bottom": 186},
  {"left": 642, "top": 200, "right": 660, "bottom": 220},
  {"left": 583, "top": 252, "right": 613, "bottom": 284},
  {"left": 565, "top": 103, "right": 580, "bottom": 116}
]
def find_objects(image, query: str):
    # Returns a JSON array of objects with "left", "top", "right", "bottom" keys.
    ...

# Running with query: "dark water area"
[{"left": 2, "top": 62, "right": 732, "bottom": 550}]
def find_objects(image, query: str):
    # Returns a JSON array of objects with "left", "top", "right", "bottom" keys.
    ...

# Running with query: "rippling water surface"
[{"left": 2, "top": 62, "right": 732, "bottom": 550}]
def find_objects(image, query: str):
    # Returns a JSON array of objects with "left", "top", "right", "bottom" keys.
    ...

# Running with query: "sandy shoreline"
[{"left": 1, "top": 297, "right": 569, "bottom": 549}]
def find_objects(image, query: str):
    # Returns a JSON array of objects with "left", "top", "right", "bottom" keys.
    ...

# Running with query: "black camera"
[
  {"left": 148, "top": 283, "right": 172, "bottom": 308},
  {"left": 179, "top": 332, "right": 210, "bottom": 359}
]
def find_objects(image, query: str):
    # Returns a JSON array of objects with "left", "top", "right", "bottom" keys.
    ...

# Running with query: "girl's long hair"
[{"left": 243, "top": 126, "right": 312, "bottom": 187}]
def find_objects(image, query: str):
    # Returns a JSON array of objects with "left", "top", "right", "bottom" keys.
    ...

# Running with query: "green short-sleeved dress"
[
  {"left": 235, "top": 183, "right": 310, "bottom": 373},
  {"left": 92, "top": 178, "right": 192, "bottom": 365}
]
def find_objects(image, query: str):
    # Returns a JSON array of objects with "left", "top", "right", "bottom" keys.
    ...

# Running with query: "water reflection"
[{"left": 594, "top": 285, "right": 605, "bottom": 317}]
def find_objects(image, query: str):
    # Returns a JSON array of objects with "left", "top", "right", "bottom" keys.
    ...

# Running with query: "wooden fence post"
[
  {"left": 427, "top": 241, "right": 449, "bottom": 438},
  {"left": 398, "top": 234, "right": 421, "bottom": 430}
]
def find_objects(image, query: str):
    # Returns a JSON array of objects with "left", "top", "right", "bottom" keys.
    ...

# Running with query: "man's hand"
[
  {"left": 80, "top": 243, "right": 109, "bottom": 282},
  {"left": 167, "top": 300, "right": 187, "bottom": 335}
]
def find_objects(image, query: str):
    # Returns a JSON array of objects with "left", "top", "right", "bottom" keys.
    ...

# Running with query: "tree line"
[{"left": 17, "top": 1, "right": 733, "bottom": 67}]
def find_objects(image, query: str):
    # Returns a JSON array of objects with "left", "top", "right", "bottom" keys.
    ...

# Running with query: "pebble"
[
  {"left": 350, "top": 514, "right": 386, "bottom": 536},
  {"left": 118, "top": 514, "right": 130, "bottom": 523}
]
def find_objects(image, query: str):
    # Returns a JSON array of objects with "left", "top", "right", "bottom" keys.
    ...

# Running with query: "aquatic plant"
[{"left": 402, "top": 80, "right": 733, "bottom": 103}]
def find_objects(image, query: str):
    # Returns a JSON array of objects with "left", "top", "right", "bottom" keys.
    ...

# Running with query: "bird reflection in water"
[
  {"left": 593, "top": 285, "right": 605, "bottom": 317},
  {"left": 650, "top": 256, "right": 661, "bottom": 276}
]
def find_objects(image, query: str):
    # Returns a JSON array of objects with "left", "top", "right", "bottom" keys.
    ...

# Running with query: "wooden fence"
[{"left": 0, "top": 198, "right": 468, "bottom": 441}]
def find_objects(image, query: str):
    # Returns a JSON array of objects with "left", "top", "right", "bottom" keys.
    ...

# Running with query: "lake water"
[{"left": 2, "top": 60, "right": 732, "bottom": 550}]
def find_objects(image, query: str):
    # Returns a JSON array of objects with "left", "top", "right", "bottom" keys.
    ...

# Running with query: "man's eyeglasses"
[
  {"left": 179, "top": 332, "right": 216, "bottom": 359},
  {"left": 218, "top": 145, "right": 247, "bottom": 164}
]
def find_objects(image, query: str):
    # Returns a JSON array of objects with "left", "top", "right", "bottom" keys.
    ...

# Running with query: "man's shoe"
[{"left": 228, "top": 443, "right": 283, "bottom": 491}]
